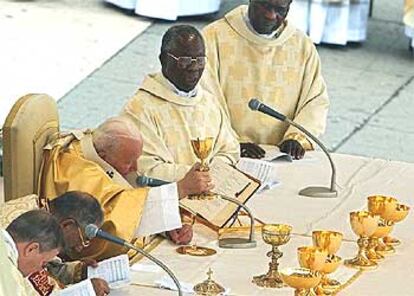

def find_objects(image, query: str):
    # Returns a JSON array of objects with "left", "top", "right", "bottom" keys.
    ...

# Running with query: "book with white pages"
[
  {"left": 262, "top": 147, "right": 315, "bottom": 163},
  {"left": 57, "top": 279, "right": 95, "bottom": 296},
  {"left": 87, "top": 254, "right": 130, "bottom": 289}
]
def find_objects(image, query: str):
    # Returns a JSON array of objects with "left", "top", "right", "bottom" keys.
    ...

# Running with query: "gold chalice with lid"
[
  {"left": 252, "top": 224, "right": 292, "bottom": 288},
  {"left": 189, "top": 137, "right": 215, "bottom": 200},
  {"left": 312, "top": 230, "right": 343, "bottom": 292},
  {"left": 280, "top": 267, "right": 322, "bottom": 296},
  {"left": 297, "top": 246, "right": 328, "bottom": 295},
  {"left": 344, "top": 211, "right": 379, "bottom": 270},
  {"left": 382, "top": 203, "right": 410, "bottom": 247}
]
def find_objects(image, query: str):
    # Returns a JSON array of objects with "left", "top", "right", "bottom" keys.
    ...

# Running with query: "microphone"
[
  {"left": 85, "top": 224, "right": 183, "bottom": 296},
  {"left": 136, "top": 175, "right": 171, "bottom": 187},
  {"left": 248, "top": 98, "right": 337, "bottom": 198}
]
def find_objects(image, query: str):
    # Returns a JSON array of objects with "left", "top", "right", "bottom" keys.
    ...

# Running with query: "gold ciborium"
[
  {"left": 252, "top": 224, "right": 292, "bottom": 288},
  {"left": 280, "top": 267, "right": 322, "bottom": 296},
  {"left": 191, "top": 137, "right": 214, "bottom": 172},
  {"left": 298, "top": 246, "right": 328, "bottom": 295},
  {"left": 344, "top": 211, "right": 379, "bottom": 270},
  {"left": 312, "top": 231, "right": 343, "bottom": 292},
  {"left": 382, "top": 203, "right": 410, "bottom": 247},
  {"left": 367, "top": 195, "right": 398, "bottom": 255}
]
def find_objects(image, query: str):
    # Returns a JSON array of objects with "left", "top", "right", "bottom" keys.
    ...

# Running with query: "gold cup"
[
  {"left": 367, "top": 220, "right": 394, "bottom": 260},
  {"left": 344, "top": 211, "right": 379, "bottom": 270},
  {"left": 252, "top": 224, "right": 292, "bottom": 288},
  {"left": 298, "top": 246, "right": 328, "bottom": 295},
  {"left": 189, "top": 137, "right": 215, "bottom": 200},
  {"left": 280, "top": 267, "right": 322, "bottom": 296},
  {"left": 191, "top": 137, "right": 214, "bottom": 172},
  {"left": 312, "top": 231, "right": 343, "bottom": 292},
  {"left": 382, "top": 203, "right": 410, "bottom": 247}
]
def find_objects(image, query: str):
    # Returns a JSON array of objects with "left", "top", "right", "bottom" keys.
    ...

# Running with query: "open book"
[
  {"left": 180, "top": 158, "right": 260, "bottom": 230},
  {"left": 87, "top": 254, "right": 130, "bottom": 289},
  {"left": 262, "top": 147, "right": 314, "bottom": 163}
]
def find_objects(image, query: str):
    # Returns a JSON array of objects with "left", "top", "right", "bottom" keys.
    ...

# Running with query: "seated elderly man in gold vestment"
[
  {"left": 39, "top": 116, "right": 207, "bottom": 260},
  {"left": 122, "top": 25, "right": 240, "bottom": 183},
  {"left": 203, "top": 0, "right": 330, "bottom": 159}
]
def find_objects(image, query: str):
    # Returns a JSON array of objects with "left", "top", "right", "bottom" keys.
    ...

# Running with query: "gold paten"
[
  {"left": 280, "top": 267, "right": 322, "bottom": 296},
  {"left": 311, "top": 230, "right": 344, "bottom": 295},
  {"left": 176, "top": 245, "right": 217, "bottom": 257},
  {"left": 252, "top": 224, "right": 292, "bottom": 288},
  {"left": 344, "top": 211, "right": 379, "bottom": 270},
  {"left": 194, "top": 269, "right": 225, "bottom": 296}
]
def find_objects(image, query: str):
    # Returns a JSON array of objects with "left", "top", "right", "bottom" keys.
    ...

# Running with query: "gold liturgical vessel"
[
  {"left": 190, "top": 137, "right": 215, "bottom": 200},
  {"left": 193, "top": 269, "right": 225, "bottom": 296},
  {"left": 312, "top": 230, "right": 343, "bottom": 293},
  {"left": 280, "top": 267, "right": 322, "bottom": 296},
  {"left": 382, "top": 202, "right": 410, "bottom": 247},
  {"left": 297, "top": 246, "right": 328, "bottom": 295},
  {"left": 252, "top": 224, "right": 292, "bottom": 288},
  {"left": 344, "top": 211, "right": 379, "bottom": 270}
]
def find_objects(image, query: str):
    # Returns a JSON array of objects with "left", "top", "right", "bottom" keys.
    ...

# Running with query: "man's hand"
[
  {"left": 167, "top": 224, "right": 193, "bottom": 245},
  {"left": 240, "top": 142, "right": 265, "bottom": 159},
  {"left": 82, "top": 258, "right": 98, "bottom": 268},
  {"left": 91, "top": 278, "right": 110, "bottom": 296},
  {"left": 177, "top": 163, "right": 214, "bottom": 198},
  {"left": 280, "top": 140, "right": 305, "bottom": 160}
]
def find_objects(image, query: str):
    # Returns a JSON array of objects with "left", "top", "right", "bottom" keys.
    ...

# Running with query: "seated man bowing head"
[
  {"left": 39, "top": 116, "right": 205, "bottom": 260},
  {"left": 0, "top": 210, "right": 62, "bottom": 296},
  {"left": 122, "top": 25, "right": 240, "bottom": 184}
]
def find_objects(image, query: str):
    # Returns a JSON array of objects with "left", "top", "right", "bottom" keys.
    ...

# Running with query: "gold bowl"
[
  {"left": 280, "top": 267, "right": 322, "bottom": 290},
  {"left": 312, "top": 230, "right": 343, "bottom": 255},
  {"left": 321, "top": 255, "right": 342, "bottom": 274},
  {"left": 298, "top": 246, "right": 328, "bottom": 272},
  {"left": 262, "top": 224, "right": 292, "bottom": 246},
  {"left": 372, "top": 221, "right": 394, "bottom": 238},
  {"left": 367, "top": 195, "right": 398, "bottom": 219},
  {"left": 349, "top": 211, "right": 379, "bottom": 237},
  {"left": 386, "top": 204, "right": 410, "bottom": 223}
]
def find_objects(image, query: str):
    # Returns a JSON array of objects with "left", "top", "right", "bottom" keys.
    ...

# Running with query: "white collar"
[
  {"left": 244, "top": 11, "right": 281, "bottom": 39},
  {"left": 163, "top": 74, "right": 198, "bottom": 98},
  {"left": 1, "top": 229, "right": 19, "bottom": 266}
]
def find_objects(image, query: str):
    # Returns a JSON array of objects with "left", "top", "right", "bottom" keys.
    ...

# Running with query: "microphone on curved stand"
[
  {"left": 85, "top": 224, "right": 183, "bottom": 296},
  {"left": 136, "top": 175, "right": 171, "bottom": 187},
  {"left": 248, "top": 98, "right": 337, "bottom": 198}
]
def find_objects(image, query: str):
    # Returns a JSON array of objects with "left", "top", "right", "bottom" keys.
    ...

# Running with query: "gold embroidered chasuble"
[{"left": 123, "top": 73, "right": 240, "bottom": 182}]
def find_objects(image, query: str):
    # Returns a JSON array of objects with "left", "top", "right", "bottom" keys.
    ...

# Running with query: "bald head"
[{"left": 93, "top": 116, "right": 142, "bottom": 176}]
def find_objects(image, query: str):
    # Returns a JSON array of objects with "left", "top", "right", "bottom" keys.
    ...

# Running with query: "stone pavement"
[{"left": 58, "top": 0, "right": 414, "bottom": 163}]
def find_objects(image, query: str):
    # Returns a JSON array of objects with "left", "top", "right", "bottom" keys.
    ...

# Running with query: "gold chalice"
[
  {"left": 280, "top": 267, "right": 322, "bottom": 296},
  {"left": 312, "top": 231, "right": 343, "bottom": 291},
  {"left": 252, "top": 224, "right": 292, "bottom": 288},
  {"left": 191, "top": 137, "right": 214, "bottom": 172},
  {"left": 190, "top": 137, "right": 215, "bottom": 200},
  {"left": 367, "top": 220, "right": 394, "bottom": 261},
  {"left": 382, "top": 203, "right": 410, "bottom": 247},
  {"left": 344, "top": 211, "right": 379, "bottom": 270},
  {"left": 298, "top": 246, "right": 328, "bottom": 295}
]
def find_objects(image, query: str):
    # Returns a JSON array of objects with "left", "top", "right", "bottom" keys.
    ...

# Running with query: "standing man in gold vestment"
[
  {"left": 203, "top": 0, "right": 330, "bottom": 159},
  {"left": 39, "top": 117, "right": 204, "bottom": 260}
]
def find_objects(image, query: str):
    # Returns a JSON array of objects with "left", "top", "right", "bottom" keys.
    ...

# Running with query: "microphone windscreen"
[
  {"left": 248, "top": 98, "right": 261, "bottom": 111},
  {"left": 85, "top": 224, "right": 99, "bottom": 239}
]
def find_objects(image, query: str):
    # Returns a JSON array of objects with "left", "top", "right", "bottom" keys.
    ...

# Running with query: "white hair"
[{"left": 92, "top": 116, "right": 142, "bottom": 155}]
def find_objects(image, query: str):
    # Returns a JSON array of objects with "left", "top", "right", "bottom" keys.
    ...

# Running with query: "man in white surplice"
[
  {"left": 289, "top": 0, "right": 370, "bottom": 45},
  {"left": 104, "top": 0, "right": 221, "bottom": 20}
]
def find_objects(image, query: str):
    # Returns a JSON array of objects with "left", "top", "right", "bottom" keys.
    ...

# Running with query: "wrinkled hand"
[
  {"left": 177, "top": 163, "right": 214, "bottom": 198},
  {"left": 240, "top": 142, "right": 265, "bottom": 159},
  {"left": 81, "top": 258, "right": 98, "bottom": 268},
  {"left": 280, "top": 140, "right": 305, "bottom": 160},
  {"left": 167, "top": 224, "right": 193, "bottom": 245},
  {"left": 91, "top": 278, "right": 110, "bottom": 296}
]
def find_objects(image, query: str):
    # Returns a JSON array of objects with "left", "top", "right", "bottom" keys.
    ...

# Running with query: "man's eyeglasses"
[
  {"left": 73, "top": 220, "right": 91, "bottom": 248},
  {"left": 167, "top": 53, "right": 207, "bottom": 70}
]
